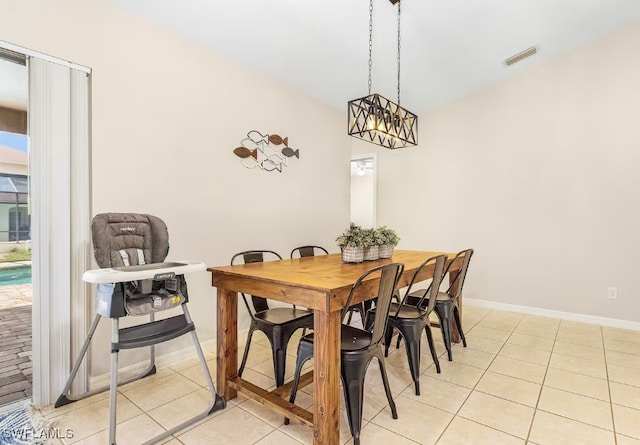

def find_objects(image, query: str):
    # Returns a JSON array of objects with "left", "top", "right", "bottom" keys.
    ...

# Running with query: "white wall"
[
  {"left": 350, "top": 170, "right": 375, "bottom": 227},
  {"left": 1, "top": 0, "right": 351, "bottom": 374},
  {"left": 354, "top": 20, "right": 640, "bottom": 323}
]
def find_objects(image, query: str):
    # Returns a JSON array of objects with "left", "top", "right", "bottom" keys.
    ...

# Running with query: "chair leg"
[
  {"left": 238, "top": 327, "right": 255, "bottom": 378},
  {"left": 375, "top": 351, "right": 398, "bottom": 419},
  {"left": 345, "top": 309, "right": 354, "bottom": 326},
  {"left": 108, "top": 319, "right": 119, "bottom": 445},
  {"left": 56, "top": 314, "right": 102, "bottom": 407},
  {"left": 400, "top": 325, "right": 423, "bottom": 396},
  {"left": 395, "top": 334, "right": 402, "bottom": 350},
  {"left": 363, "top": 308, "right": 374, "bottom": 332},
  {"left": 284, "top": 342, "right": 313, "bottom": 425},
  {"left": 183, "top": 303, "right": 226, "bottom": 413},
  {"left": 384, "top": 326, "right": 394, "bottom": 357},
  {"left": 424, "top": 324, "right": 441, "bottom": 374},
  {"left": 270, "top": 331, "right": 288, "bottom": 388},
  {"left": 363, "top": 310, "right": 370, "bottom": 331},
  {"left": 436, "top": 305, "right": 453, "bottom": 361},
  {"left": 358, "top": 303, "right": 367, "bottom": 329},
  {"left": 453, "top": 305, "right": 467, "bottom": 347},
  {"left": 341, "top": 358, "right": 369, "bottom": 445}
]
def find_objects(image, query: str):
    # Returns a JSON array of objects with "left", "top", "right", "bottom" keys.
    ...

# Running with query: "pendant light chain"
[
  {"left": 368, "top": 0, "right": 374, "bottom": 95},
  {"left": 347, "top": 0, "right": 417, "bottom": 149},
  {"left": 397, "top": 0, "right": 401, "bottom": 105}
]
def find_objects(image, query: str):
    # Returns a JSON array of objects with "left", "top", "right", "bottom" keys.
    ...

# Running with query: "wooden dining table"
[{"left": 208, "top": 249, "right": 464, "bottom": 444}]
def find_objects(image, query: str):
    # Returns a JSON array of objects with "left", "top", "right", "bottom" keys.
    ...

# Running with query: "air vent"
[{"left": 504, "top": 46, "right": 538, "bottom": 67}]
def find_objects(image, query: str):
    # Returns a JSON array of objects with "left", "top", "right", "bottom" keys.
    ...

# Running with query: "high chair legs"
[
  {"left": 55, "top": 313, "right": 157, "bottom": 408},
  {"left": 56, "top": 304, "right": 226, "bottom": 445}
]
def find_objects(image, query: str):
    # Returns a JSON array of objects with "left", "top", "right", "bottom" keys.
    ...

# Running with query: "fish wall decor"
[{"left": 232, "top": 130, "right": 301, "bottom": 172}]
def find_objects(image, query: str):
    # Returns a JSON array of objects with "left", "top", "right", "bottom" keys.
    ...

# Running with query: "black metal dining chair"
[
  {"left": 286, "top": 262, "right": 404, "bottom": 445},
  {"left": 400, "top": 249, "right": 474, "bottom": 362},
  {"left": 290, "top": 245, "right": 329, "bottom": 258},
  {"left": 368, "top": 255, "right": 447, "bottom": 396},
  {"left": 231, "top": 250, "right": 314, "bottom": 387},
  {"left": 290, "top": 245, "right": 328, "bottom": 337},
  {"left": 290, "top": 245, "right": 363, "bottom": 325}
]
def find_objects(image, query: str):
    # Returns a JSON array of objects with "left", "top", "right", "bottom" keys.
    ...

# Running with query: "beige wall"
[
  {"left": 354, "top": 20, "right": 640, "bottom": 323},
  {"left": 1, "top": 0, "right": 351, "bottom": 373},
  {"left": 0, "top": 160, "right": 27, "bottom": 176}
]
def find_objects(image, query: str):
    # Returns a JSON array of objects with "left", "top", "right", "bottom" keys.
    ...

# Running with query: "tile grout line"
[
  {"left": 431, "top": 309, "right": 533, "bottom": 444},
  {"left": 119, "top": 384, "right": 203, "bottom": 440},
  {"left": 430, "top": 307, "right": 495, "bottom": 443},
  {"left": 471, "top": 315, "right": 559, "bottom": 441},
  {"left": 457, "top": 314, "right": 570, "bottom": 441},
  {"left": 118, "top": 392, "right": 175, "bottom": 440},
  {"left": 524, "top": 317, "right": 561, "bottom": 443},
  {"left": 526, "top": 326, "right": 629, "bottom": 436},
  {"left": 602, "top": 325, "right": 618, "bottom": 445}
]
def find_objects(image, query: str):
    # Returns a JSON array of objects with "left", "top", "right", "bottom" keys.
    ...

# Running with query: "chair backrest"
[
  {"left": 230, "top": 250, "right": 282, "bottom": 314},
  {"left": 91, "top": 213, "right": 169, "bottom": 267},
  {"left": 395, "top": 255, "right": 447, "bottom": 317},
  {"left": 443, "top": 249, "right": 474, "bottom": 299},
  {"left": 290, "top": 245, "right": 329, "bottom": 258},
  {"left": 343, "top": 263, "right": 404, "bottom": 346}
]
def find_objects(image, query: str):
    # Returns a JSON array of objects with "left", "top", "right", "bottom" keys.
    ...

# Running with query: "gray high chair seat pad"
[{"left": 92, "top": 213, "right": 169, "bottom": 268}]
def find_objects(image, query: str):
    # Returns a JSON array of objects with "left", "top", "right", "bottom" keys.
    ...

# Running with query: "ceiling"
[
  {"left": 3, "top": 1, "right": 640, "bottom": 114},
  {"left": 107, "top": 0, "right": 640, "bottom": 112}
]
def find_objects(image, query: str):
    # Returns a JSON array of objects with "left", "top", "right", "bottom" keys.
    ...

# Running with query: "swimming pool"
[{"left": 0, "top": 266, "right": 32, "bottom": 286}]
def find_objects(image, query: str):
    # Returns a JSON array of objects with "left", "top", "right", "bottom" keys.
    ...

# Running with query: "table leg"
[
  {"left": 217, "top": 288, "right": 238, "bottom": 401},
  {"left": 449, "top": 268, "right": 462, "bottom": 344},
  {"left": 313, "top": 309, "right": 341, "bottom": 445}
]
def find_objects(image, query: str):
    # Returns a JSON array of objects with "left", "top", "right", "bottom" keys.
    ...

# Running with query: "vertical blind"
[{"left": 29, "top": 57, "right": 90, "bottom": 406}]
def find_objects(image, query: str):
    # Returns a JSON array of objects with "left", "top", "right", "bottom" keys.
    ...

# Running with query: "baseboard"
[
  {"left": 89, "top": 328, "right": 249, "bottom": 389},
  {"left": 465, "top": 298, "right": 640, "bottom": 332}
]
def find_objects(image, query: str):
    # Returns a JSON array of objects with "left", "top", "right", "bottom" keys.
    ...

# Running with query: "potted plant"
[
  {"left": 336, "top": 223, "right": 368, "bottom": 263},
  {"left": 375, "top": 226, "right": 400, "bottom": 258},
  {"left": 362, "top": 228, "right": 381, "bottom": 261}
]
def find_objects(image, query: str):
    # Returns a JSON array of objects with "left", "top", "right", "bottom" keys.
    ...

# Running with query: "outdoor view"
[{"left": 0, "top": 54, "right": 31, "bottom": 406}]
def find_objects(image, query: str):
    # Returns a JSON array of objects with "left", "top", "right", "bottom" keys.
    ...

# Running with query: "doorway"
[
  {"left": 350, "top": 154, "right": 377, "bottom": 228},
  {"left": 0, "top": 50, "right": 31, "bottom": 406},
  {"left": 0, "top": 40, "right": 91, "bottom": 408}
]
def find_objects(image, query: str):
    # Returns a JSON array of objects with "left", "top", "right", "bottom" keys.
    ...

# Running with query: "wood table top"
[{"left": 208, "top": 250, "right": 457, "bottom": 312}]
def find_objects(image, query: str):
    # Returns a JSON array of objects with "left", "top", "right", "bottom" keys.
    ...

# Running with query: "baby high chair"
[{"left": 55, "top": 213, "right": 225, "bottom": 445}]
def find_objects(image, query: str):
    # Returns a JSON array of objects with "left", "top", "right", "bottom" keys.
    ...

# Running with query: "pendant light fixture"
[{"left": 348, "top": 0, "right": 418, "bottom": 149}]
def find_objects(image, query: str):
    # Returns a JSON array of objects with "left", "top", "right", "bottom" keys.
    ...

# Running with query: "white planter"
[
  {"left": 363, "top": 245, "right": 379, "bottom": 261},
  {"left": 378, "top": 245, "right": 394, "bottom": 258},
  {"left": 341, "top": 247, "right": 364, "bottom": 263}
]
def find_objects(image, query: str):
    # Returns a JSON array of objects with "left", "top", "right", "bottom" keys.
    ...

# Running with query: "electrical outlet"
[{"left": 607, "top": 287, "right": 618, "bottom": 300}]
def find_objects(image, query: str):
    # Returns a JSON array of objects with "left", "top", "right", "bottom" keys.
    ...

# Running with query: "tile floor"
[{"left": 40, "top": 306, "right": 640, "bottom": 444}]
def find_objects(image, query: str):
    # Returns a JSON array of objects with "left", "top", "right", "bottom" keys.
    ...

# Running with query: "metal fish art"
[
  {"left": 247, "top": 130, "right": 269, "bottom": 144},
  {"left": 233, "top": 147, "right": 258, "bottom": 159},
  {"left": 232, "top": 130, "right": 300, "bottom": 172},
  {"left": 281, "top": 147, "right": 300, "bottom": 159},
  {"left": 268, "top": 134, "right": 288, "bottom": 146}
]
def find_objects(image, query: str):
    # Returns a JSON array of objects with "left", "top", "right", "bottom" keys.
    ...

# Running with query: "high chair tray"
[{"left": 83, "top": 261, "right": 205, "bottom": 284}]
